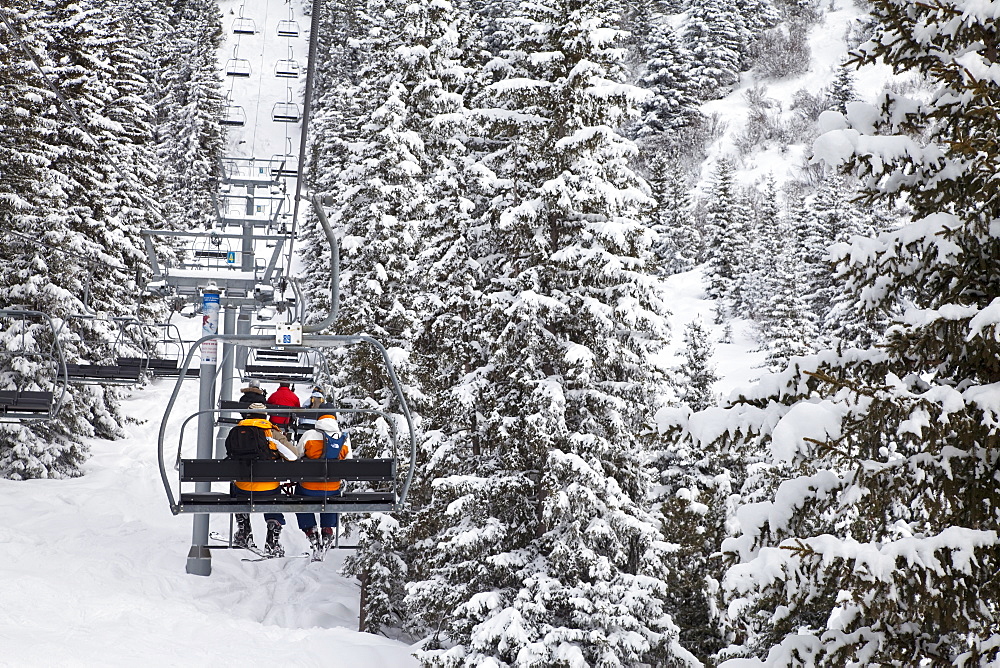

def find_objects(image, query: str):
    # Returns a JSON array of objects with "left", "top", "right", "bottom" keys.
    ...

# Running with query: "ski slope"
[{"left": 0, "top": 373, "right": 418, "bottom": 666}]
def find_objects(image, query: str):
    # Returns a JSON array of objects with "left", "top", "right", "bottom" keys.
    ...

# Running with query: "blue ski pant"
[{"left": 294, "top": 484, "right": 341, "bottom": 530}]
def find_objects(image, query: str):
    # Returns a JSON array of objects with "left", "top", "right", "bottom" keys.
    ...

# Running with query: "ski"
[
  {"left": 210, "top": 531, "right": 305, "bottom": 561},
  {"left": 242, "top": 552, "right": 310, "bottom": 563}
]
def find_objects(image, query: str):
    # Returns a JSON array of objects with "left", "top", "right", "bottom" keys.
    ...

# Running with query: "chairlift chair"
[
  {"left": 62, "top": 316, "right": 148, "bottom": 386},
  {"left": 274, "top": 58, "right": 300, "bottom": 79},
  {"left": 226, "top": 58, "right": 252, "bottom": 78},
  {"left": 158, "top": 334, "right": 416, "bottom": 516},
  {"left": 232, "top": 17, "right": 257, "bottom": 34},
  {"left": 276, "top": 18, "right": 299, "bottom": 37},
  {"left": 0, "top": 309, "right": 68, "bottom": 422},
  {"left": 271, "top": 101, "right": 300, "bottom": 123},
  {"left": 221, "top": 104, "right": 247, "bottom": 127}
]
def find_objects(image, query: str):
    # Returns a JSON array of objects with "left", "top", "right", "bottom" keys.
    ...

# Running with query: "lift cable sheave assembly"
[{"left": 156, "top": 334, "right": 417, "bottom": 515}]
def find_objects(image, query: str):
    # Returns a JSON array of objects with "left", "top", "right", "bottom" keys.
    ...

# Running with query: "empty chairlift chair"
[
  {"left": 0, "top": 309, "right": 68, "bottom": 422},
  {"left": 270, "top": 138, "right": 299, "bottom": 178},
  {"left": 272, "top": 94, "right": 300, "bottom": 123},
  {"left": 221, "top": 102, "right": 247, "bottom": 127},
  {"left": 226, "top": 47, "right": 251, "bottom": 78},
  {"left": 275, "top": 48, "right": 300, "bottom": 79},
  {"left": 232, "top": 4, "right": 256, "bottom": 34},
  {"left": 276, "top": 14, "right": 299, "bottom": 37}
]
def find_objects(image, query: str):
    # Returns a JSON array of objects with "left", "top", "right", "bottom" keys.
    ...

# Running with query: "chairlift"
[
  {"left": 276, "top": 18, "right": 299, "bottom": 37},
  {"left": 221, "top": 104, "right": 246, "bottom": 127},
  {"left": 232, "top": 16, "right": 257, "bottom": 35},
  {"left": 158, "top": 335, "right": 416, "bottom": 516},
  {"left": 119, "top": 322, "right": 199, "bottom": 379},
  {"left": 0, "top": 309, "right": 68, "bottom": 422},
  {"left": 271, "top": 102, "right": 300, "bottom": 123},
  {"left": 62, "top": 316, "right": 149, "bottom": 386},
  {"left": 269, "top": 157, "right": 299, "bottom": 178},
  {"left": 226, "top": 58, "right": 251, "bottom": 78},
  {"left": 272, "top": 88, "right": 300, "bottom": 123},
  {"left": 269, "top": 144, "right": 299, "bottom": 178},
  {"left": 274, "top": 53, "right": 300, "bottom": 79}
]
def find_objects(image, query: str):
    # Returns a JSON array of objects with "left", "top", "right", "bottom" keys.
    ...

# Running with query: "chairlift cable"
[{"left": 286, "top": 0, "right": 325, "bottom": 273}]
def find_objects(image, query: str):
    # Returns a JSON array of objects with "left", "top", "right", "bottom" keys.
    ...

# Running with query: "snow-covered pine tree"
[
  {"left": 646, "top": 157, "right": 701, "bottom": 275},
  {"left": 702, "top": 159, "right": 751, "bottom": 308},
  {"left": 343, "top": 0, "right": 486, "bottom": 634},
  {"left": 682, "top": 0, "right": 744, "bottom": 99},
  {"left": 634, "top": 20, "right": 702, "bottom": 141},
  {"left": 827, "top": 60, "right": 856, "bottom": 114},
  {"left": 411, "top": 2, "right": 695, "bottom": 665},
  {"left": 797, "top": 173, "right": 859, "bottom": 345},
  {"left": 755, "top": 236, "right": 815, "bottom": 371},
  {"left": 673, "top": 319, "right": 719, "bottom": 411},
  {"left": 740, "top": 176, "right": 780, "bottom": 321},
  {"left": 0, "top": 0, "right": 161, "bottom": 478},
  {"left": 664, "top": 0, "right": 1000, "bottom": 662},
  {"left": 824, "top": 199, "right": 899, "bottom": 349}
]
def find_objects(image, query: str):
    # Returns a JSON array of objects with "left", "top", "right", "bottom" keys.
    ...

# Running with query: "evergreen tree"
[
  {"left": 682, "top": 0, "right": 743, "bottom": 98},
  {"left": 827, "top": 61, "right": 856, "bottom": 114},
  {"left": 0, "top": 0, "right": 162, "bottom": 478},
  {"left": 647, "top": 157, "right": 700, "bottom": 275},
  {"left": 634, "top": 21, "right": 702, "bottom": 139},
  {"left": 410, "top": 2, "right": 694, "bottom": 665},
  {"left": 673, "top": 319, "right": 719, "bottom": 411},
  {"left": 702, "top": 160, "right": 750, "bottom": 307},
  {"left": 664, "top": 1, "right": 1000, "bottom": 662}
]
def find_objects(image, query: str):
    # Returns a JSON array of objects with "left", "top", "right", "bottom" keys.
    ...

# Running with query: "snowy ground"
[
  {"left": 0, "top": 379, "right": 419, "bottom": 667},
  {"left": 657, "top": 267, "right": 766, "bottom": 402}
]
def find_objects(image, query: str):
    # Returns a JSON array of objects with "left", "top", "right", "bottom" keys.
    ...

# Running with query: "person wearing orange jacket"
[
  {"left": 294, "top": 413, "right": 351, "bottom": 550},
  {"left": 225, "top": 403, "right": 300, "bottom": 556}
]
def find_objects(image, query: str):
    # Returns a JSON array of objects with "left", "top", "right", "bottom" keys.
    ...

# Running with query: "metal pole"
[
  {"left": 186, "top": 288, "right": 221, "bottom": 576},
  {"left": 215, "top": 306, "right": 237, "bottom": 458}
]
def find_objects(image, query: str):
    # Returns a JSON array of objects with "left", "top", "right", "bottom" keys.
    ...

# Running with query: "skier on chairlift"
[
  {"left": 267, "top": 382, "right": 300, "bottom": 436},
  {"left": 295, "top": 413, "right": 351, "bottom": 551},
  {"left": 237, "top": 379, "right": 267, "bottom": 411},
  {"left": 226, "top": 402, "right": 300, "bottom": 556},
  {"left": 297, "top": 385, "right": 325, "bottom": 433}
]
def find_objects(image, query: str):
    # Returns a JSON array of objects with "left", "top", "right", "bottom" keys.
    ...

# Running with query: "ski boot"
[
  {"left": 303, "top": 526, "right": 322, "bottom": 552},
  {"left": 265, "top": 519, "right": 285, "bottom": 557},
  {"left": 321, "top": 526, "right": 336, "bottom": 549},
  {"left": 233, "top": 514, "right": 255, "bottom": 550}
]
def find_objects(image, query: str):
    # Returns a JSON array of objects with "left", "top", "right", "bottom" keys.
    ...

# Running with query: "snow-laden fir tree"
[
  {"left": 343, "top": 0, "right": 484, "bottom": 634},
  {"left": 633, "top": 20, "right": 702, "bottom": 141},
  {"left": 702, "top": 160, "right": 751, "bottom": 308},
  {"left": 672, "top": 319, "right": 719, "bottom": 411},
  {"left": 0, "top": 0, "right": 162, "bottom": 478},
  {"left": 664, "top": 0, "right": 1000, "bottom": 662},
  {"left": 646, "top": 157, "right": 701, "bottom": 276},
  {"left": 682, "top": 0, "right": 744, "bottom": 99},
  {"left": 410, "top": 2, "right": 696, "bottom": 665}
]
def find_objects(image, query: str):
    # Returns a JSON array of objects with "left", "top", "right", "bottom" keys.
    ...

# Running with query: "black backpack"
[{"left": 225, "top": 424, "right": 274, "bottom": 460}]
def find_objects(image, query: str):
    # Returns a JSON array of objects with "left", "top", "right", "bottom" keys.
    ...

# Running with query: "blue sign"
[{"left": 226, "top": 251, "right": 236, "bottom": 264}]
